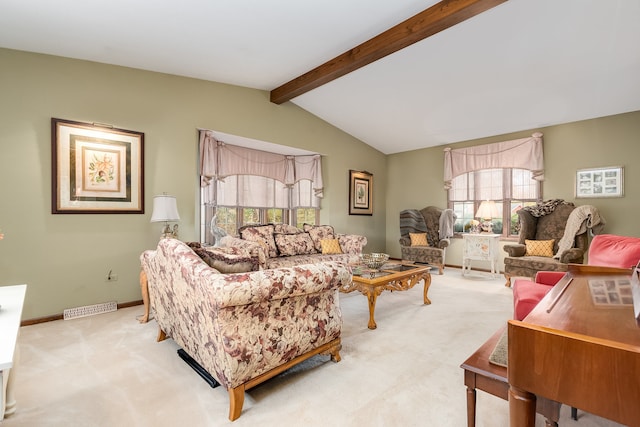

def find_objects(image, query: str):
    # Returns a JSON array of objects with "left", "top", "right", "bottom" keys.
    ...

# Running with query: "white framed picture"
[{"left": 575, "top": 166, "right": 623, "bottom": 198}]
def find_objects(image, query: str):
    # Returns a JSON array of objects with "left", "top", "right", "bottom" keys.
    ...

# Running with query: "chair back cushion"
[
  {"left": 518, "top": 203, "right": 576, "bottom": 253},
  {"left": 588, "top": 234, "right": 640, "bottom": 269}
]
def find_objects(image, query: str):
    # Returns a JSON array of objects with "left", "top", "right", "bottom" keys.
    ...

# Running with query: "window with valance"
[
  {"left": 444, "top": 133, "right": 544, "bottom": 236},
  {"left": 199, "top": 130, "right": 323, "bottom": 242}
]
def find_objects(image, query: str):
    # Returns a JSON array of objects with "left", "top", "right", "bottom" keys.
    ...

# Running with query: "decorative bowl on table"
[{"left": 361, "top": 253, "right": 389, "bottom": 270}]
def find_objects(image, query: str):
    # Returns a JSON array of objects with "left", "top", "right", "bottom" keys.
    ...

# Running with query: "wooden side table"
[
  {"left": 461, "top": 326, "right": 561, "bottom": 427},
  {"left": 462, "top": 233, "right": 500, "bottom": 277},
  {"left": 0, "top": 284, "right": 27, "bottom": 421}
]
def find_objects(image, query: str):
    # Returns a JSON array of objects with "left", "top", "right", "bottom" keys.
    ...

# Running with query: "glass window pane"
[
  {"left": 216, "top": 207, "right": 237, "bottom": 237},
  {"left": 267, "top": 208, "right": 284, "bottom": 223}
]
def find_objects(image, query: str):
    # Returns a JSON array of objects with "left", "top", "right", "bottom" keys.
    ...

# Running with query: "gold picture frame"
[
  {"left": 52, "top": 118, "right": 144, "bottom": 214},
  {"left": 349, "top": 170, "right": 373, "bottom": 215}
]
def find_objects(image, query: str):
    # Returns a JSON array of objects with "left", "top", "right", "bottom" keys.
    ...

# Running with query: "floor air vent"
[{"left": 63, "top": 301, "right": 117, "bottom": 320}]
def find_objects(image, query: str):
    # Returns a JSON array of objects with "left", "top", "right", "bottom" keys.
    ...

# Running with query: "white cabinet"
[
  {"left": 0, "top": 284, "right": 26, "bottom": 420},
  {"left": 462, "top": 234, "right": 500, "bottom": 277}
]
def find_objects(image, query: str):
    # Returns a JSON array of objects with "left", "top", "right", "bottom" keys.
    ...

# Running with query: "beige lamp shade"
[
  {"left": 475, "top": 200, "right": 499, "bottom": 220},
  {"left": 150, "top": 195, "right": 180, "bottom": 223},
  {"left": 475, "top": 200, "right": 499, "bottom": 233}
]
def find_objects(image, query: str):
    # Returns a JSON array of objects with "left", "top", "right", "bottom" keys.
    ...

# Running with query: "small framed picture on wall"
[{"left": 349, "top": 170, "right": 373, "bottom": 215}]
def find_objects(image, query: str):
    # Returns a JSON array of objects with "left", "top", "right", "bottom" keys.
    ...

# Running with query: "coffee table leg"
[
  {"left": 367, "top": 291, "right": 378, "bottom": 329},
  {"left": 423, "top": 273, "right": 432, "bottom": 305}
]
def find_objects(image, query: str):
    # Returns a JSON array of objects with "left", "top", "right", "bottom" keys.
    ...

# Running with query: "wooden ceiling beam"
[{"left": 270, "top": 0, "right": 507, "bottom": 104}]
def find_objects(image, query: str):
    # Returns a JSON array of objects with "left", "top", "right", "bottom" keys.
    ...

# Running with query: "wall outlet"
[{"left": 106, "top": 271, "right": 118, "bottom": 282}]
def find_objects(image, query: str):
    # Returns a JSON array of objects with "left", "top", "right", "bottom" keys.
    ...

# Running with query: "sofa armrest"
[
  {"left": 559, "top": 248, "right": 585, "bottom": 264},
  {"left": 534, "top": 271, "right": 566, "bottom": 286},
  {"left": 205, "top": 261, "right": 352, "bottom": 309},
  {"left": 504, "top": 243, "right": 526, "bottom": 257},
  {"left": 437, "top": 238, "right": 451, "bottom": 249},
  {"left": 337, "top": 233, "right": 367, "bottom": 255},
  {"left": 220, "top": 235, "right": 268, "bottom": 268},
  {"left": 399, "top": 236, "right": 410, "bottom": 247}
]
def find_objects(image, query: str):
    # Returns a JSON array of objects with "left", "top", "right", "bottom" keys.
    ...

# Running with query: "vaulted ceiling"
[{"left": 2, "top": 0, "right": 639, "bottom": 154}]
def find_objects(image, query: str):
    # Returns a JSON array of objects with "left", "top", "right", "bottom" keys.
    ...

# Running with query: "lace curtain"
[{"left": 443, "top": 132, "right": 544, "bottom": 189}]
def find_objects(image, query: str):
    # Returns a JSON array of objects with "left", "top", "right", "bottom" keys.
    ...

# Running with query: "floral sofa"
[
  {"left": 220, "top": 223, "right": 367, "bottom": 270},
  {"left": 140, "top": 238, "right": 351, "bottom": 421}
]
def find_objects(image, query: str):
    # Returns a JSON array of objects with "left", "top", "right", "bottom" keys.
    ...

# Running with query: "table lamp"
[
  {"left": 150, "top": 194, "right": 180, "bottom": 239},
  {"left": 475, "top": 200, "right": 498, "bottom": 233}
]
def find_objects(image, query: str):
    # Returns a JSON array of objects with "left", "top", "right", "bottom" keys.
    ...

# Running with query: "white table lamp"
[
  {"left": 150, "top": 194, "right": 180, "bottom": 239},
  {"left": 475, "top": 200, "right": 499, "bottom": 233}
]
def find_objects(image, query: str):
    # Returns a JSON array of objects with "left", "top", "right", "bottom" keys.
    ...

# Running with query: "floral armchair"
[
  {"left": 399, "top": 206, "right": 454, "bottom": 274},
  {"left": 503, "top": 201, "right": 588, "bottom": 287}
]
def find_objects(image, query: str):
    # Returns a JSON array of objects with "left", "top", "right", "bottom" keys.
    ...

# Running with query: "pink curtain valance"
[
  {"left": 443, "top": 132, "right": 544, "bottom": 189},
  {"left": 199, "top": 130, "right": 323, "bottom": 197}
]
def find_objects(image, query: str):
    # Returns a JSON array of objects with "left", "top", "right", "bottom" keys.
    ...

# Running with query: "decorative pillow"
[
  {"left": 187, "top": 242, "right": 258, "bottom": 273},
  {"left": 320, "top": 238, "right": 343, "bottom": 255},
  {"left": 239, "top": 224, "right": 278, "bottom": 258},
  {"left": 409, "top": 232, "right": 428, "bottom": 246},
  {"left": 274, "top": 223, "right": 303, "bottom": 234},
  {"left": 274, "top": 232, "right": 315, "bottom": 256},
  {"left": 303, "top": 224, "right": 335, "bottom": 252},
  {"left": 525, "top": 239, "right": 555, "bottom": 257}
]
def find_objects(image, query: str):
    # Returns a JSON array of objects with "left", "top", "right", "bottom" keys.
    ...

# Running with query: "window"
[
  {"left": 448, "top": 168, "right": 540, "bottom": 237},
  {"left": 200, "top": 175, "right": 319, "bottom": 244}
]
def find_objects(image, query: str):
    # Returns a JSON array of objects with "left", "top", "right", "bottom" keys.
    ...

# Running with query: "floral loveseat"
[
  {"left": 140, "top": 238, "right": 350, "bottom": 421},
  {"left": 220, "top": 223, "right": 367, "bottom": 270}
]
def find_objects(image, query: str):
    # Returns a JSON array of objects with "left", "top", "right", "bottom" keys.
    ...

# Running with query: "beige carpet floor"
[{"left": 3, "top": 267, "right": 623, "bottom": 427}]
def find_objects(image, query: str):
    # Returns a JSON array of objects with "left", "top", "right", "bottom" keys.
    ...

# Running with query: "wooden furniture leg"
[
  {"left": 509, "top": 385, "right": 536, "bottom": 427},
  {"left": 465, "top": 385, "right": 476, "bottom": 427},
  {"left": 228, "top": 386, "right": 245, "bottom": 421},
  {"left": 422, "top": 272, "right": 432, "bottom": 304},
  {"left": 139, "top": 269, "right": 150, "bottom": 323}
]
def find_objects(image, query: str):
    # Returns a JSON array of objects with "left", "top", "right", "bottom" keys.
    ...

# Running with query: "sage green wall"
[
  {"left": 0, "top": 48, "right": 386, "bottom": 319},
  {"left": 386, "top": 111, "right": 640, "bottom": 270}
]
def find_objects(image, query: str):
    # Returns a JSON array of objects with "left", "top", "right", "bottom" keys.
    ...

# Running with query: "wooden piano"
[{"left": 508, "top": 264, "right": 640, "bottom": 427}]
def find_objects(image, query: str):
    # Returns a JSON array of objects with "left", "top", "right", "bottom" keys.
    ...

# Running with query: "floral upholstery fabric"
[
  {"left": 239, "top": 224, "right": 278, "bottom": 258},
  {"left": 225, "top": 225, "right": 367, "bottom": 270},
  {"left": 274, "top": 223, "right": 303, "bottom": 234},
  {"left": 303, "top": 224, "right": 336, "bottom": 252},
  {"left": 141, "top": 238, "right": 350, "bottom": 390},
  {"left": 274, "top": 232, "right": 315, "bottom": 256}
]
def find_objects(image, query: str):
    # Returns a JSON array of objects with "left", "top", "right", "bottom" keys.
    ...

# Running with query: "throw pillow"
[
  {"left": 409, "top": 232, "right": 428, "bottom": 246},
  {"left": 320, "top": 238, "right": 343, "bottom": 254},
  {"left": 274, "top": 232, "right": 315, "bottom": 257},
  {"left": 239, "top": 224, "right": 278, "bottom": 258},
  {"left": 187, "top": 242, "right": 258, "bottom": 273},
  {"left": 274, "top": 223, "right": 303, "bottom": 234},
  {"left": 303, "top": 224, "right": 335, "bottom": 252},
  {"left": 525, "top": 239, "right": 555, "bottom": 257}
]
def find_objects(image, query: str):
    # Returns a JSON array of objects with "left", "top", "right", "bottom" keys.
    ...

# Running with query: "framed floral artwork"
[
  {"left": 51, "top": 118, "right": 144, "bottom": 213},
  {"left": 349, "top": 170, "right": 373, "bottom": 215},
  {"left": 575, "top": 166, "right": 623, "bottom": 198}
]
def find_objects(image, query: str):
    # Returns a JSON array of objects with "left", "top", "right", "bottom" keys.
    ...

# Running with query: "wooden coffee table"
[{"left": 340, "top": 262, "right": 431, "bottom": 329}]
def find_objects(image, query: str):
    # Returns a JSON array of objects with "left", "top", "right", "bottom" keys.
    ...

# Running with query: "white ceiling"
[{"left": 2, "top": 0, "right": 640, "bottom": 154}]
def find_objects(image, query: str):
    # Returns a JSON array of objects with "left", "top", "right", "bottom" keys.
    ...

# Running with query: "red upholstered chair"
[{"left": 512, "top": 234, "right": 640, "bottom": 321}]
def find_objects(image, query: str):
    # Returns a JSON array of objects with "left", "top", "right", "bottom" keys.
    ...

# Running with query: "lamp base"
[
  {"left": 480, "top": 220, "right": 493, "bottom": 233},
  {"left": 161, "top": 223, "right": 179, "bottom": 239}
]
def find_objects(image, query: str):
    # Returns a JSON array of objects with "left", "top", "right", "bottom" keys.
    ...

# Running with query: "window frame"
[{"left": 447, "top": 168, "right": 542, "bottom": 238}]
